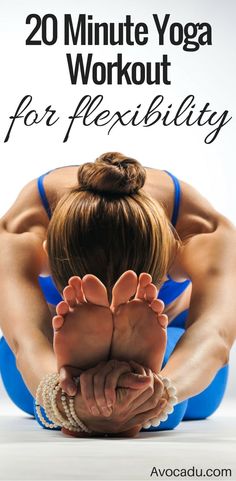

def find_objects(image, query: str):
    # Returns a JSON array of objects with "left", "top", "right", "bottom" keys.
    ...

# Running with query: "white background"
[{"left": 0, "top": 0, "right": 235, "bottom": 398}]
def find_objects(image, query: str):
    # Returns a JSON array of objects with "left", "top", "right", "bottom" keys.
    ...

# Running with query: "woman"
[{"left": 0, "top": 152, "right": 235, "bottom": 436}]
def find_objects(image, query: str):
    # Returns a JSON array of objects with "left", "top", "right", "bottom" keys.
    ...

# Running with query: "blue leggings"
[{"left": 0, "top": 308, "right": 228, "bottom": 432}]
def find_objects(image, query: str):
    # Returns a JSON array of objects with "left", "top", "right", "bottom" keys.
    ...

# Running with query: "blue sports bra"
[{"left": 37, "top": 167, "right": 190, "bottom": 306}]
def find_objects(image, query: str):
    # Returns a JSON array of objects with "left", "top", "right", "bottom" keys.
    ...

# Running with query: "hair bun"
[{"left": 77, "top": 152, "right": 146, "bottom": 196}]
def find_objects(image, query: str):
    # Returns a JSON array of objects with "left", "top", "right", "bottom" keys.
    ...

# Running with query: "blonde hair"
[{"left": 47, "top": 152, "right": 179, "bottom": 300}]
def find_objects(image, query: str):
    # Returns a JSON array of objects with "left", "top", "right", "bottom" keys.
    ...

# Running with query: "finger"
[
  {"left": 63, "top": 285, "right": 77, "bottom": 308},
  {"left": 124, "top": 398, "right": 167, "bottom": 431},
  {"left": 118, "top": 372, "right": 151, "bottom": 389},
  {"left": 104, "top": 362, "right": 132, "bottom": 407},
  {"left": 131, "top": 382, "right": 165, "bottom": 417},
  {"left": 129, "top": 360, "right": 148, "bottom": 376},
  {"left": 127, "top": 361, "right": 153, "bottom": 386},
  {"left": 144, "top": 367, "right": 153, "bottom": 377},
  {"left": 59, "top": 365, "right": 82, "bottom": 396},
  {"left": 124, "top": 372, "right": 163, "bottom": 413},
  {"left": 125, "top": 382, "right": 155, "bottom": 412},
  {"left": 79, "top": 363, "right": 106, "bottom": 416},
  {"left": 135, "top": 273, "right": 152, "bottom": 300},
  {"left": 68, "top": 276, "right": 85, "bottom": 303},
  {"left": 117, "top": 362, "right": 152, "bottom": 398},
  {"left": 93, "top": 361, "right": 118, "bottom": 416}
]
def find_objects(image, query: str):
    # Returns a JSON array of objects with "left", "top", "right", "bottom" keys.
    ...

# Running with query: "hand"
[
  {"left": 57, "top": 360, "right": 146, "bottom": 404},
  {"left": 79, "top": 359, "right": 153, "bottom": 416},
  {"left": 100, "top": 371, "right": 166, "bottom": 436},
  {"left": 66, "top": 372, "right": 166, "bottom": 437},
  {"left": 62, "top": 361, "right": 166, "bottom": 437},
  {"left": 58, "top": 365, "right": 83, "bottom": 397}
]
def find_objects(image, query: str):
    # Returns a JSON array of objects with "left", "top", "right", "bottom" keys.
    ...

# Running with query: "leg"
[
  {"left": 0, "top": 336, "right": 34, "bottom": 416},
  {"left": 184, "top": 364, "right": 229, "bottom": 420},
  {"left": 165, "top": 311, "right": 229, "bottom": 422}
]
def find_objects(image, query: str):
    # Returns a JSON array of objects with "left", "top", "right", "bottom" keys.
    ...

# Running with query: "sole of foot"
[
  {"left": 110, "top": 271, "right": 168, "bottom": 373},
  {"left": 53, "top": 275, "right": 113, "bottom": 371}
]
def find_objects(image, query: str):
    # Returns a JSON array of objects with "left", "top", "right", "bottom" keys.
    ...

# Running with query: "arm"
[
  {"left": 0, "top": 229, "right": 57, "bottom": 399},
  {"left": 161, "top": 216, "right": 236, "bottom": 401}
]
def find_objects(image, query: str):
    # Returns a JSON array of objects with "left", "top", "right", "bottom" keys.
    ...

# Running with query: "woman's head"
[{"left": 47, "top": 152, "right": 179, "bottom": 300}]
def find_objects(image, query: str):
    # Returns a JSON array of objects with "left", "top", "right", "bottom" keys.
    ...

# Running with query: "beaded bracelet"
[
  {"left": 142, "top": 376, "right": 178, "bottom": 429},
  {"left": 35, "top": 373, "right": 91, "bottom": 433},
  {"left": 33, "top": 400, "right": 61, "bottom": 431}
]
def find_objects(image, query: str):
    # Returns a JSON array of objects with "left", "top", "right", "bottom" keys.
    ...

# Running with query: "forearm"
[
  {"left": 169, "top": 220, "right": 236, "bottom": 401},
  {"left": 0, "top": 242, "right": 56, "bottom": 396},
  {"left": 0, "top": 268, "right": 57, "bottom": 400},
  {"left": 161, "top": 319, "right": 229, "bottom": 402},
  {"left": 16, "top": 329, "right": 57, "bottom": 400}
]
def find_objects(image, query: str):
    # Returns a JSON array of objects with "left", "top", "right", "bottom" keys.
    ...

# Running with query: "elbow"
[
  {"left": 217, "top": 322, "right": 234, "bottom": 367},
  {"left": 216, "top": 335, "right": 230, "bottom": 367},
  {"left": 221, "top": 344, "right": 230, "bottom": 367}
]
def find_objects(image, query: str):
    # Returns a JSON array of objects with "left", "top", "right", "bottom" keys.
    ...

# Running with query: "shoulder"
[
  {"left": 0, "top": 166, "right": 79, "bottom": 236},
  {"left": 144, "top": 167, "right": 220, "bottom": 237},
  {"left": 177, "top": 179, "right": 220, "bottom": 238},
  {"left": 41, "top": 165, "right": 79, "bottom": 207},
  {"left": 0, "top": 178, "right": 48, "bottom": 237},
  {"left": 144, "top": 168, "right": 177, "bottom": 223}
]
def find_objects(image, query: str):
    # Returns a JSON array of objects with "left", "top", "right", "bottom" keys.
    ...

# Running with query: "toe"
[
  {"left": 63, "top": 285, "right": 77, "bottom": 308},
  {"left": 56, "top": 300, "right": 70, "bottom": 316},
  {"left": 82, "top": 274, "right": 109, "bottom": 307},
  {"left": 135, "top": 273, "right": 152, "bottom": 300},
  {"left": 150, "top": 298, "right": 165, "bottom": 314},
  {"left": 158, "top": 314, "right": 168, "bottom": 328},
  {"left": 145, "top": 283, "right": 158, "bottom": 302},
  {"left": 111, "top": 270, "right": 138, "bottom": 309},
  {"left": 68, "top": 276, "right": 85, "bottom": 303},
  {"left": 52, "top": 315, "right": 64, "bottom": 331}
]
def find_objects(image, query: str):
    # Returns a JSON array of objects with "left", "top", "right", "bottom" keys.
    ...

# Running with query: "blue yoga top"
[{"left": 37, "top": 167, "right": 190, "bottom": 306}]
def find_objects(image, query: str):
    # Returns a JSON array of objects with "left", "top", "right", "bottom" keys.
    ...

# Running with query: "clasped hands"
[{"left": 60, "top": 360, "right": 167, "bottom": 437}]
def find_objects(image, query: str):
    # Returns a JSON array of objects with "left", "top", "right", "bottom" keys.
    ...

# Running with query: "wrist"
[
  {"left": 56, "top": 389, "right": 66, "bottom": 417},
  {"left": 142, "top": 375, "right": 178, "bottom": 430},
  {"left": 159, "top": 367, "right": 183, "bottom": 402},
  {"left": 35, "top": 373, "right": 91, "bottom": 434}
]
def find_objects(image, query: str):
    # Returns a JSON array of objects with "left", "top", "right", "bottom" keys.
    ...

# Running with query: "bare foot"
[
  {"left": 53, "top": 275, "right": 113, "bottom": 372},
  {"left": 110, "top": 271, "right": 168, "bottom": 373}
]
